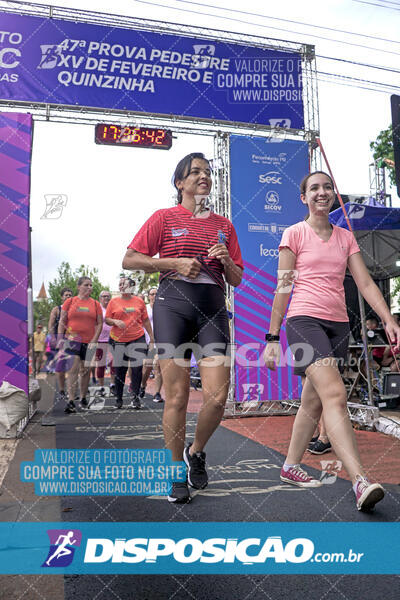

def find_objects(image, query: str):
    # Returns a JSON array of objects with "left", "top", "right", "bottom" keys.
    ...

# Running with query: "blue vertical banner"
[
  {"left": 230, "top": 135, "right": 309, "bottom": 402},
  {"left": 0, "top": 112, "right": 32, "bottom": 393}
]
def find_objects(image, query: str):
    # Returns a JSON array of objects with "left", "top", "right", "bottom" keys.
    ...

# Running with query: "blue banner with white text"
[
  {"left": 0, "top": 522, "right": 398, "bottom": 574},
  {"left": 0, "top": 11, "right": 304, "bottom": 128}
]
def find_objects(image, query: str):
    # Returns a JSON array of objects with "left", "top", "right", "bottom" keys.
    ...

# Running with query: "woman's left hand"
[
  {"left": 208, "top": 243, "right": 230, "bottom": 265},
  {"left": 385, "top": 320, "right": 400, "bottom": 352}
]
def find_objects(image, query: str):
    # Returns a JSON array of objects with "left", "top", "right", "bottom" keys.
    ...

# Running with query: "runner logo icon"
[
  {"left": 191, "top": 44, "right": 216, "bottom": 69},
  {"left": 269, "top": 118, "right": 291, "bottom": 128},
  {"left": 42, "top": 529, "right": 82, "bottom": 567},
  {"left": 37, "top": 45, "right": 64, "bottom": 69}
]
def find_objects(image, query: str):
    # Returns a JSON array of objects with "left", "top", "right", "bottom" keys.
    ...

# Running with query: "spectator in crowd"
[
  {"left": 140, "top": 287, "right": 164, "bottom": 403},
  {"left": 33, "top": 323, "right": 46, "bottom": 374},
  {"left": 58, "top": 277, "right": 103, "bottom": 413},
  {"left": 48, "top": 287, "right": 73, "bottom": 400}
]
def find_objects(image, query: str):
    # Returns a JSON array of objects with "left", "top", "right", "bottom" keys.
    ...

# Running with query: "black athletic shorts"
[
  {"left": 286, "top": 316, "right": 350, "bottom": 377},
  {"left": 109, "top": 335, "right": 147, "bottom": 368},
  {"left": 153, "top": 279, "right": 230, "bottom": 360},
  {"left": 64, "top": 340, "right": 91, "bottom": 363}
]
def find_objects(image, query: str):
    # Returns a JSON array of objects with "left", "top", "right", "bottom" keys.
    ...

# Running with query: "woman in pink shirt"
[{"left": 263, "top": 171, "right": 400, "bottom": 512}]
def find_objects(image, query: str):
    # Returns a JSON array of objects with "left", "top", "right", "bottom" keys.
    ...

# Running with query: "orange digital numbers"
[{"left": 95, "top": 124, "right": 172, "bottom": 149}]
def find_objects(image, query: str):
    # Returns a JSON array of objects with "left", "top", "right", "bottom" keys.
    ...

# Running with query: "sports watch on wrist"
[{"left": 265, "top": 333, "right": 280, "bottom": 342}]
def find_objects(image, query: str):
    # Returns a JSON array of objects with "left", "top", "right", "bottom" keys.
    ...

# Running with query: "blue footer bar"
[{"left": 0, "top": 522, "right": 397, "bottom": 574}]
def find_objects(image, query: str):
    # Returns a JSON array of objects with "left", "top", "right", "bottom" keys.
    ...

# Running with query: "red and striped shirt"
[{"left": 128, "top": 204, "right": 243, "bottom": 288}]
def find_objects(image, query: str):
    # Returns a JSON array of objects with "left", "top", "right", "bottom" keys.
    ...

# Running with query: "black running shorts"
[
  {"left": 286, "top": 315, "right": 350, "bottom": 377},
  {"left": 153, "top": 279, "right": 230, "bottom": 360}
]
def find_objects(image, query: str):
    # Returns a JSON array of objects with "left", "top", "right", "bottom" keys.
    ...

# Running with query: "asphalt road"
[{"left": 0, "top": 375, "right": 399, "bottom": 599}]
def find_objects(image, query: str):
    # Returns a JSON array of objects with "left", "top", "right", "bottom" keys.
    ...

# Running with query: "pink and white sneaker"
[
  {"left": 354, "top": 476, "right": 384, "bottom": 511},
  {"left": 280, "top": 465, "right": 322, "bottom": 488}
]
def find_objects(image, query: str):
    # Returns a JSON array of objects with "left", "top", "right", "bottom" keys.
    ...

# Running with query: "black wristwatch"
[{"left": 265, "top": 333, "right": 280, "bottom": 342}]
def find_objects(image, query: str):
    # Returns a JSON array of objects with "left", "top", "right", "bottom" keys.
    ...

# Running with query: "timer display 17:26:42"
[{"left": 95, "top": 124, "right": 172, "bottom": 149}]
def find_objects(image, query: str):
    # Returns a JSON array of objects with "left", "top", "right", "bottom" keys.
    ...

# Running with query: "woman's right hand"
[
  {"left": 114, "top": 320, "right": 126, "bottom": 329},
  {"left": 263, "top": 342, "right": 280, "bottom": 371},
  {"left": 175, "top": 257, "right": 201, "bottom": 278}
]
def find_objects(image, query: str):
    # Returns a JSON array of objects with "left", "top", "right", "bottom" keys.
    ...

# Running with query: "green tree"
[
  {"left": 119, "top": 270, "right": 159, "bottom": 294},
  {"left": 370, "top": 125, "right": 395, "bottom": 187},
  {"left": 33, "top": 298, "right": 52, "bottom": 330},
  {"left": 370, "top": 126, "right": 399, "bottom": 306},
  {"left": 47, "top": 261, "right": 111, "bottom": 306}
]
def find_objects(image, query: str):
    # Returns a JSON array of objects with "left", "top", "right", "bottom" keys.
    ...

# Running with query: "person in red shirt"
[
  {"left": 105, "top": 277, "right": 154, "bottom": 409},
  {"left": 122, "top": 152, "right": 244, "bottom": 503},
  {"left": 263, "top": 171, "right": 400, "bottom": 512},
  {"left": 58, "top": 276, "right": 103, "bottom": 413}
]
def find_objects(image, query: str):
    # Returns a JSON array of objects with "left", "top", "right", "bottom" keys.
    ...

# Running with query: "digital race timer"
[{"left": 95, "top": 124, "right": 172, "bottom": 149}]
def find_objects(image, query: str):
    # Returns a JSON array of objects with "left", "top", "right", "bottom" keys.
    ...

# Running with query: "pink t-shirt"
[{"left": 279, "top": 221, "right": 360, "bottom": 322}]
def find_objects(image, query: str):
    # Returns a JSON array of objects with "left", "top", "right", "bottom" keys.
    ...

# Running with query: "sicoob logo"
[{"left": 42, "top": 529, "right": 82, "bottom": 567}]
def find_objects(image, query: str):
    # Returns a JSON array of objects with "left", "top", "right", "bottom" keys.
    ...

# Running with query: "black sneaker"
[
  {"left": 153, "top": 393, "right": 163, "bottom": 403},
  {"left": 80, "top": 397, "right": 88, "bottom": 409},
  {"left": 57, "top": 390, "right": 67, "bottom": 401},
  {"left": 64, "top": 400, "right": 76, "bottom": 414},
  {"left": 139, "top": 386, "right": 146, "bottom": 398},
  {"left": 308, "top": 440, "right": 332, "bottom": 455},
  {"left": 130, "top": 395, "right": 141, "bottom": 410},
  {"left": 115, "top": 398, "right": 123, "bottom": 409},
  {"left": 307, "top": 435, "right": 319, "bottom": 450},
  {"left": 168, "top": 481, "right": 191, "bottom": 503},
  {"left": 183, "top": 443, "right": 208, "bottom": 489}
]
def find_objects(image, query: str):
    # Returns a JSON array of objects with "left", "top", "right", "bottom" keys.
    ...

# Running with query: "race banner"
[
  {"left": 230, "top": 135, "right": 309, "bottom": 402},
  {"left": 0, "top": 112, "right": 31, "bottom": 394},
  {"left": 0, "top": 12, "right": 304, "bottom": 128}
]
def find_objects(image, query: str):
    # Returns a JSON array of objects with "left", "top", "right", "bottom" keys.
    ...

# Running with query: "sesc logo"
[{"left": 259, "top": 171, "right": 283, "bottom": 185}]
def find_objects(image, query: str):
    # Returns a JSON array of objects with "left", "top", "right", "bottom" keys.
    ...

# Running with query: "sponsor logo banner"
[
  {"left": 0, "top": 522, "right": 398, "bottom": 574},
  {"left": 230, "top": 136, "right": 308, "bottom": 402},
  {"left": 0, "top": 12, "right": 304, "bottom": 127}
]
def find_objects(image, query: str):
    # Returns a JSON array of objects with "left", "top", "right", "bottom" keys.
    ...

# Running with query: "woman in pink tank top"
[{"left": 263, "top": 171, "right": 400, "bottom": 512}]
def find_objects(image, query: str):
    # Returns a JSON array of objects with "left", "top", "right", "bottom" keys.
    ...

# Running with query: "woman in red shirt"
[
  {"left": 105, "top": 277, "right": 154, "bottom": 409},
  {"left": 122, "top": 152, "right": 244, "bottom": 503},
  {"left": 58, "top": 276, "right": 103, "bottom": 413}
]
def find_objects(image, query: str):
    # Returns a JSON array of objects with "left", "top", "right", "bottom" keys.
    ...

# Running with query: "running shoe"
[
  {"left": 307, "top": 440, "right": 332, "bottom": 455},
  {"left": 354, "top": 476, "right": 384, "bottom": 511},
  {"left": 64, "top": 400, "right": 76, "bottom": 414},
  {"left": 307, "top": 435, "right": 319, "bottom": 449},
  {"left": 109, "top": 383, "right": 116, "bottom": 396},
  {"left": 57, "top": 390, "right": 67, "bottom": 402},
  {"left": 168, "top": 482, "right": 191, "bottom": 503},
  {"left": 280, "top": 465, "right": 322, "bottom": 488},
  {"left": 183, "top": 443, "right": 208, "bottom": 489},
  {"left": 80, "top": 397, "right": 88, "bottom": 409},
  {"left": 115, "top": 398, "right": 123, "bottom": 409},
  {"left": 139, "top": 386, "right": 146, "bottom": 398},
  {"left": 130, "top": 395, "right": 141, "bottom": 410},
  {"left": 153, "top": 393, "right": 164, "bottom": 403}
]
